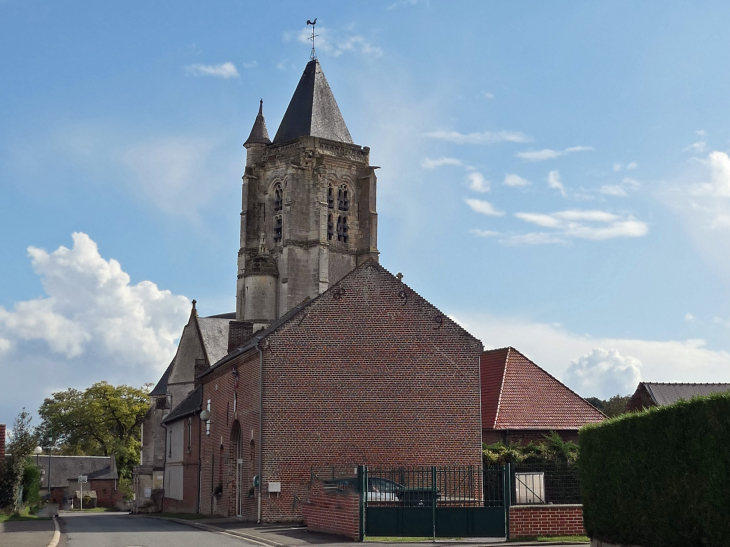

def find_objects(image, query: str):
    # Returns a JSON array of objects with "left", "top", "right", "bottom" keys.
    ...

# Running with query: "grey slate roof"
[
  {"left": 207, "top": 312, "right": 236, "bottom": 319},
  {"left": 197, "top": 317, "right": 231, "bottom": 365},
  {"left": 150, "top": 360, "right": 174, "bottom": 396},
  {"left": 35, "top": 455, "right": 117, "bottom": 488},
  {"left": 243, "top": 100, "right": 272, "bottom": 146},
  {"left": 162, "top": 385, "right": 203, "bottom": 424},
  {"left": 272, "top": 60, "right": 353, "bottom": 144},
  {"left": 643, "top": 382, "right": 730, "bottom": 406}
]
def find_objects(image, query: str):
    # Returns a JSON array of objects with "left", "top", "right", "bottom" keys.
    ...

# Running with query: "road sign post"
[{"left": 78, "top": 475, "right": 88, "bottom": 510}]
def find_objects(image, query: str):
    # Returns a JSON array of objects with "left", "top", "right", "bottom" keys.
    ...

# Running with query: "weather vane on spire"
[{"left": 307, "top": 18, "right": 318, "bottom": 60}]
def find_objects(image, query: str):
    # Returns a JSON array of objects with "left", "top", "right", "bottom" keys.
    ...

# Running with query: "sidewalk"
[
  {"left": 0, "top": 518, "right": 58, "bottom": 547},
  {"left": 144, "top": 515, "right": 587, "bottom": 547}
]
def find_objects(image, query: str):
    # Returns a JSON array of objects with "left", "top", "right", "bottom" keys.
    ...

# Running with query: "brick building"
[
  {"left": 197, "top": 261, "right": 484, "bottom": 521},
  {"left": 481, "top": 347, "right": 605, "bottom": 444},
  {"left": 35, "top": 454, "right": 122, "bottom": 509},
  {"left": 626, "top": 382, "right": 730, "bottom": 412}
]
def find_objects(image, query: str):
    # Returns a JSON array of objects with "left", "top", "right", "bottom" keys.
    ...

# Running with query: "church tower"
[{"left": 236, "top": 59, "right": 379, "bottom": 327}]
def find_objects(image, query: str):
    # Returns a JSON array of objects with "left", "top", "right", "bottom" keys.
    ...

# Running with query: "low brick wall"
[
  {"left": 302, "top": 482, "right": 360, "bottom": 541},
  {"left": 510, "top": 504, "right": 585, "bottom": 538}
]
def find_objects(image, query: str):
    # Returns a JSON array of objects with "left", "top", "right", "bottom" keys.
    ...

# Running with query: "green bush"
[
  {"left": 579, "top": 392, "right": 730, "bottom": 547},
  {"left": 22, "top": 461, "right": 41, "bottom": 509}
]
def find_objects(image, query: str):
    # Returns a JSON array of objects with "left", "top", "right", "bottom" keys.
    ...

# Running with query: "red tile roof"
[{"left": 481, "top": 347, "right": 605, "bottom": 430}]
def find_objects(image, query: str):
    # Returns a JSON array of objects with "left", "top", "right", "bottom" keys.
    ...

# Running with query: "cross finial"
[
  {"left": 192, "top": 299, "right": 197, "bottom": 310},
  {"left": 306, "top": 18, "right": 318, "bottom": 60}
]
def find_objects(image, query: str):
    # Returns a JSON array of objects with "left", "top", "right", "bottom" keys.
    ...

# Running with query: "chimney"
[
  {"left": 194, "top": 358, "right": 207, "bottom": 386},
  {"left": 228, "top": 321, "right": 254, "bottom": 353},
  {"left": 0, "top": 424, "right": 5, "bottom": 460}
]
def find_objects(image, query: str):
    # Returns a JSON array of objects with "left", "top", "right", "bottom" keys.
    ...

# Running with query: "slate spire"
[
  {"left": 243, "top": 99, "right": 271, "bottom": 147},
  {"left": 272, "top": 59, "right": 353, "bottom": 144}
]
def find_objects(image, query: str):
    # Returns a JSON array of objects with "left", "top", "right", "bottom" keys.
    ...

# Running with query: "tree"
[
  {"left": 38, "top": 382, "right": 149, "bottom": 479},
  {"left": 602, "top": 394, "right": 630, "bottom": 418},
  {"left": 0, "top": 409, "right": 39, "bottom": 511}
]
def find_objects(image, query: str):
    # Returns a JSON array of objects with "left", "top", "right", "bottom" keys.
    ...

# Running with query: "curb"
[
  {"left": 145, "top": 516, "right": 284, "bottom": 547},
  {"left": 47, "top": 517, "right": 61, "bottom": 547}
]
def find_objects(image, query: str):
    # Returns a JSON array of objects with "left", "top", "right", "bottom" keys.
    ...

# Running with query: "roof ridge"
[
  {"left": 491, "top": 348, "right": 510, "bottom": 430},
  {"left": 643, "top": 381, "right": 730, "bottom": 386}
]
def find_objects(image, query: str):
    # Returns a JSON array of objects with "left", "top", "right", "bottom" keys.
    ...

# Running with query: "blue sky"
[{"left": 3, "top": 0, "right": 730, "bottom": 428}]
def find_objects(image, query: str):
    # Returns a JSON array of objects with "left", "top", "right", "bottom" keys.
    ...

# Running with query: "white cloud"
[
  {"left": 599, "top": 185, "right": 628, "bottom": 197},
  {"left": 517, "top": 146, "right": 594, "bottom": 162},
  {"left": 288, "top": 26, "right": 383, "bottom": 58},
  {"left": 627, "top": 161, "right": 638, "bottom": 170},
  {"left": 276, "top": 59, "right": 292, "bottom": 71},
  {"left": 184, "top": 62, "right": 239, "bottom": 79},
  {"left": 683, "top": 141, "right": 707, "bottom": 153},
  {"left": 685, "top": 313, "right": 695, "bottom": 323},
  {"left": 451, "top": 311, "right": 730, "bottom": 398},
  {"left": 513, "top": 209, "right": 648, "bottom": 241},
  {"left": 470, "top": 229, "right": 499, "bottom": 238},
  {"left": 424, "top": 130, "right": 532, "bottom": 145},
  {"left": 564, "top": 348, "right": 642, "bottom": 398},
  {"left": 547, "top": 170, "right": 567, "bottom": 196},
  {"left": 465, "top": 198, "right": 504, "bottom": 216},
  {"left": 503, "top": 173, "right": 529, "bottom": 187},
  {"left": 696, "top": 130, "right": 706, "bottom": 136},
  {"left": 483, "top": 92, "right": 495, "bottom": 99},
  {"left": 387, "top": 0, "right": 425, "bottom": 9},
  {"left": 659, "top": 150, "right": 730, "bottom": 286},
  {"left": 613, "top": 163, "right": 622, "bottom": 172},
  {"left": 0, "top": 233, "right": 190, "bottom": 424},
  {"left": 466, "top": 171, "right": 490, "bottom": 193},
  {"left": 421, "top": 157, "right": 462, "bottom": 169},
  {"left": 242, "top": 61, "right": 258, "bottom": 69},
  {"left": 600, "top": 177, "right": 641, "bottom": 197}
]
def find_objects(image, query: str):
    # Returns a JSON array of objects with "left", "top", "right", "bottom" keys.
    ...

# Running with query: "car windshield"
[{"left": 369, "top": 478, "right": 402, "bottom": 493}]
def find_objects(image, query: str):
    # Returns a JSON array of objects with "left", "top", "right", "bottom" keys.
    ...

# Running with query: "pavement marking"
[{"left": 47, "top": 517, "right": 61, "bottom": 547}]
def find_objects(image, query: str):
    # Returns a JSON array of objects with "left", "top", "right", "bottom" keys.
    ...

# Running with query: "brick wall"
[
  {"left": 164, "top": 415, "right": 203, "bottom": 513},
  {"left": 91, "top": 479, "right": 124, "bottom": 508},
  {"left": 510, "top": 504, "right": 585, "bottom": 538},
  {"left": 200, "top": 262, "right": 484, "bottom": 521},
  {"left": 302, "top": 481, "right": 360, "bottom": 541}
]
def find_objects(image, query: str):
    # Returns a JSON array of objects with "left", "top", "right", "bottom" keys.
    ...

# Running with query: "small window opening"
[
  {"left": 337, "top": 184, "right": 350, "bottom": 211},
  {"left": 206, "top": 399, "right": 211, "bottom": 436},
  {"left": 327, "top": 186, "right": 334, "bottom": 209},
  {"left": 327, "top": 214, "right": 334, "bottom": 241},
  {"left": 233, "top": 392, "right": 237, "bottom": 413},
  {"left": 273, "top": 184, "right": 283, "bottom": 212},
  {"left": 337, "top": 216, "right": 349, "bottom": 243},
  {"left": 274, "top": 215, "right": 283, "bottom": 243}
]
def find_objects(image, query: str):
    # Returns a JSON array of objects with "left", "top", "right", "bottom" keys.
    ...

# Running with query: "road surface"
[{"left": 58, "top": 513, "right": 254, "bottom": 547}]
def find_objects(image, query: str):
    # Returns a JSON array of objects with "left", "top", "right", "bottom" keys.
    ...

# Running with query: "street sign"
[{"left": 78, "top": 475, "right": 88, "bottom": 483}]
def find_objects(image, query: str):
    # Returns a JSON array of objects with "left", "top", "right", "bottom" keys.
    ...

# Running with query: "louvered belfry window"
[
  {"left": 273, "top": 184, "right": 283, "bottom": 212},
  {"left": 337, "top": 215, "right": 349, "bottom": 243},
  {"left": 274, "top": 215, "right": 283, "bottom": 243},
  {"left": 327, "top": 214, "right": 334, "bottom": 240},
  {"left": 337, "top": 184, "right": 350, "bottom": 211}
]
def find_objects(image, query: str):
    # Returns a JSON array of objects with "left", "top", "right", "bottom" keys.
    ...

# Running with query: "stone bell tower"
[{"left": 236, "top": 59, "right": 379, "bottom": 328}]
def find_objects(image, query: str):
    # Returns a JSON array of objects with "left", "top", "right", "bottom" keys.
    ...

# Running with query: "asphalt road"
[{"left": 58, "top": 513, "right": 255, "bottom": 547}]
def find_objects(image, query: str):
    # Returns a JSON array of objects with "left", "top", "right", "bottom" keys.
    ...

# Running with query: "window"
[
  {"left": 327, "top": 214, "right": 334, "bottom": 241},
  {"left": 337, "top": 184, "right": 350, "bottom": 211},
  {"left": 233, "top": 392, "right": 237, "bottom": 413},
  {"left": 327, "top": 185, "right": 334, "bottom": 209},
  {"left": 274, "top": 215, "right": 282, "bottom": 243},
  {"left": 273, "top": 183, "right": 283, "bottom": 212},
  {"left": 337, "top": 216, "right": 349, "bottom": 243},
  {"left": 168, "top": 430, "right": 172, "bottom": 458},
  {"left": 206, "top": 400, "right": 211, "bottom": 436}
]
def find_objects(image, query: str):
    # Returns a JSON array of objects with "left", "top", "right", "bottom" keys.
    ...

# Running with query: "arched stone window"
[
  {"left": 327, "top": 185, "right": 334, "bottom": 209},
  {"left": 327, "top": 214, "right": 334, "bottom": 241},
  {"left": 274, "top": 215, "right": 282, "bottom": 243},
  {"left": 273, "top": 183, "right": 283, "bottom": 212},
  {"left": 337, "top": 215, "right": 349, "bottom": 243},
  {"left": 337, "top": 184, "right": 350, "bottom": 211}
]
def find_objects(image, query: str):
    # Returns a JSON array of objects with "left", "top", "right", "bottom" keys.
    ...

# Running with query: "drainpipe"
[
  {"left": 256, "top": 336, "right": 265, "bottom": 523},
  {"left": 196, "top": 414, "right": 202, "bottom": 513}
]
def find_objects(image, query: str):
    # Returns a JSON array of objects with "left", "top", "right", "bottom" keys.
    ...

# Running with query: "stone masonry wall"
[{"left": 510, "top": 504, "right": 585, "bottom": 538}]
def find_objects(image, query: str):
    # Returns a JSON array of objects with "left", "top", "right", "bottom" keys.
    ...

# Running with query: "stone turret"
[{"left": 236, "top": 59, "right": 379, "bottom": 324}]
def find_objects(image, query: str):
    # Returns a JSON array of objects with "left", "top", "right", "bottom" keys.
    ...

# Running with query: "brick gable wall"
[{"left": 200, "top": 262, "right": 483, "bottom": 521}]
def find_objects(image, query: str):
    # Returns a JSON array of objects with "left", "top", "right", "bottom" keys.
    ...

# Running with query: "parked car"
[{"left": 323, "top": 476, "right": 440, "bottom": 506}]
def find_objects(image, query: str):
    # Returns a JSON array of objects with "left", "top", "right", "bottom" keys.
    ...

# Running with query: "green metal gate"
[{"left": 362, "top": 465, "right": 507, "bottom": 539}]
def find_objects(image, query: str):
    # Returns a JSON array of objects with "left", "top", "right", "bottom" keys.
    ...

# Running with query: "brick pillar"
[
  {"left": 0, "top": 424, "right": 5, "bottom": 459},
  {"left": 228, "top": 321, "right": 254, "bottom": 353}
]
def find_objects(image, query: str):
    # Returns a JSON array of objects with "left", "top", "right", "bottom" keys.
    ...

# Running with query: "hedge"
[{"left": 579, "top": 392, "right": 730, "bottom": 547}]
